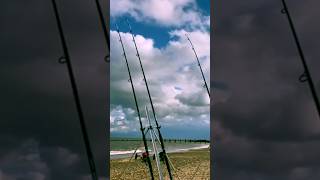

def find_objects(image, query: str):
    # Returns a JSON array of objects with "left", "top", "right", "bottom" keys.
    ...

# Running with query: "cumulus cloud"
[
  {"left": 110, "top": 0, "right": 209, "bottom": 29},
  {"left": 110, "top": 105, "right": 139, "bottom": 132},
  {"left": 110, "top": 26, "right": 210, "bottom": 134}
]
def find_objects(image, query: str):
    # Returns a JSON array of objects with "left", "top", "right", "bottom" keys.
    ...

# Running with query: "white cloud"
[
  {"left": 110, "top": 28, "right": 210, "bottom": 133},
  {"left": 110, "top": 0, "right": 209, "bottom": 28},
  {"left": 110, "top": 105, "right": 140, "bottom": 132},
  {"left": 110, "top": 0, "right": 210, "bottom": 134}
]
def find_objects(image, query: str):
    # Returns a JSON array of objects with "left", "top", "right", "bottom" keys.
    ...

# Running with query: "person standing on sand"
[{"left": 142, "top": 152, "right": 148, "bottom": 162}]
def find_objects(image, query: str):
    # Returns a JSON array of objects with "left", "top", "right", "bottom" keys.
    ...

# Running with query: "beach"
[{"left": 110, "top": 147, "right": 210, "bottom": 180}]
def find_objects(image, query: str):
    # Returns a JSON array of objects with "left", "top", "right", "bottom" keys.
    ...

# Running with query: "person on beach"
[{"left": 141, "top": 152, "right": 148, "bottom": 162}]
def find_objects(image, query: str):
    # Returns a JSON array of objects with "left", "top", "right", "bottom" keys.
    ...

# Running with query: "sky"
[
  {"left": 109, "top": 0, "right": 211, "bottom": 139},
  {"left": 2, "top": 0, "right": 320, "bottom": 180},
  {"left": 214, "top": 0, "right": 320, "bottom": 179}
]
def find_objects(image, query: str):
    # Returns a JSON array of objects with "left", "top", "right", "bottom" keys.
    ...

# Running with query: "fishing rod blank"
[
  {"left": 51, "top": 0, "right": 98, "bottom": 180},
  {"left": 125, "top": 19, "right": 174, "bottom": 180},
  {"left": 281, "top": 0, "right": 320, "bottom": 119},
  {"left": 186, "top": 34, "right": 210, "bottom": 98},
  {"left": 115, "top": 24, "right": 155, "bottom": 180},
  {"left": 94, "top": 0, "right": 110, "bottom": 62}
]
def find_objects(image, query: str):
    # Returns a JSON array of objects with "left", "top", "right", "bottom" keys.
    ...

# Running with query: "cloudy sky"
[
  {"left": 214, "top": 0, "right": 320, "bottom": 179},
  {"left": 3, "top": 0, "right": 320, "bottom": 179},
  {"left": 0, "top": 0, "right": 109, "bottom": 179},
  {"left": 110, "top": 0, "right": 211, "bottom": 139}
]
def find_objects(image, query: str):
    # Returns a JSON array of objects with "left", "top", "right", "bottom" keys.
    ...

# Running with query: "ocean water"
[{"left": 110, "top": 138, "right": 209, "bottom": 159}]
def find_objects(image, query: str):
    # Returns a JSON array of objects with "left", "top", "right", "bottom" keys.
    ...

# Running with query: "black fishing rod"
[
  {"left": 125, "top": 19, "right": 174, "bottom": 180},
  {"left": 115, "top": 24, "right": 155, "bottom": 180},
  {"left": 186, "top": 34, "right": 210, "bottom": 98},
  {"left": 51, "top": 0, "right": 98, "bottom": 179},
  {"left": 94, "top": 0, "right": 110, "bottom": 62},
  {"left": 281, "top": 0, "right": 320, "bottom": 119}
]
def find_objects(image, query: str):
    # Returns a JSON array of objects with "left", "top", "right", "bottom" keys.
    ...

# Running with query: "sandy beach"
[{"left": 110, "top": 148, "right": 210, "bottom": 180}]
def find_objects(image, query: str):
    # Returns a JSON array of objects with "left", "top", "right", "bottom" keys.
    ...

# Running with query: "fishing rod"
[
  {"left": 115, "top": 24, "right": 155, "bottom": 180},
  {"left": 281, "top": 0, "right": 320, "bottom": 119},
  {"left": 186, "top": 34, "right": 210, "bottom": 98},
  {"left": 51, "top": 0, "right": 98, "bottom": 180},
  {"left": 125, "top": 19, "right": 174, "bottom": 180},
  {"left": 93, "top": 0, "right": 110, "bottom": 62}
]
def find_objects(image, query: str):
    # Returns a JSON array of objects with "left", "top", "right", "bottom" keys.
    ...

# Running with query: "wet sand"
[{"left": 110, "top": 148, "right": 210, "bottom": 180}]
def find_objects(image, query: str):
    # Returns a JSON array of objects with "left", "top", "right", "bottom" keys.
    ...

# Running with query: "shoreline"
[
  {"left": 110, "top": 148, "right": 210, "bottom": 179},
  {"left": 110, "top": 144, "right": 210, "bottom": 159}
]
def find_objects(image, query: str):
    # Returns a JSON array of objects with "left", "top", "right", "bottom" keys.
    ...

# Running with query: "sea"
[{"left": 110, "top": 138, "right": 209, "bottom": 160}]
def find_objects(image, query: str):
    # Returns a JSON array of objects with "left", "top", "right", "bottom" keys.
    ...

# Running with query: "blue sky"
[
  {"left": 111, "top": 16, "right": 170, "bottom": 47},
  {"left": 110, "top": 0, "right": 210, "bottom": 139},
  {"left": 110, "top": 0, "right": 210, "bottom": 48}
]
